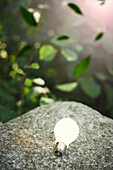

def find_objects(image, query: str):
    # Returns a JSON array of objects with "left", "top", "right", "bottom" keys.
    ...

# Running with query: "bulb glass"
[{"left": 54, "top": 118, "right": 79, "bottom": 147}]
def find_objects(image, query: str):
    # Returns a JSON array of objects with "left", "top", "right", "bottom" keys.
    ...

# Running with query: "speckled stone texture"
[{"left": 0, "top": 102, "right": 113, "bottom": 170}]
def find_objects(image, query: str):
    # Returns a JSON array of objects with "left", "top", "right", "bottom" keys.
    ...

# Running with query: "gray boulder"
[{"left": 0, "top": 102, "right": 113, "bottom": 170}]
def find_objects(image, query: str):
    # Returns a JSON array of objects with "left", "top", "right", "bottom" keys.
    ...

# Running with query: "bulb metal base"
[{"left": 54, "top": 142, "right": 67, "bottom": 156}]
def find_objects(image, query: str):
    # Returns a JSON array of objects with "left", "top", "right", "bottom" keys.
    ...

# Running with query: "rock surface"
[{"left": 0, "top": 102, "right": 113, "bottom": 170}]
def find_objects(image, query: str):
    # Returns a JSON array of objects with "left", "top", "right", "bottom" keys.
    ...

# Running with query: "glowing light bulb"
[{"left": 54, "top": 118, "right": 79, "bottom": 156}]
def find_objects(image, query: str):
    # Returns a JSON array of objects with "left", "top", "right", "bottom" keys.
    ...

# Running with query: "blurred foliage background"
[{"left": 0, "top": 0, "right": 113, "bottom": 123}]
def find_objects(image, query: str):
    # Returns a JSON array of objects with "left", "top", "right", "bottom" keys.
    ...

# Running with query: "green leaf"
[
  {"left": 25, "top": 78, "right": 32, "bottom": 87},
  {"left": 20, "top": 6, "right": 37, "bottom": 26},
  {"left": 95, "top": 72, "right": 107, "bottom": 81},
  {"left": 61, "top": 48, "right": 78, "bottom": 61},
  {"left": 15, "top": 68, "right": 25, "bottom": 75},
  {"left": 79, "top": 77, "right": 101, "bottom": 99},
  {"left": 33, "top": 86, "right": 50, "bottom": 94},
  {"left": 39, "top": 97, "right": 54, "bottom": 105},
  {"left": 33, "top": 78, "right": 45, "bottom": 86},
  {"left": 9, "top": 70, "right": 16, "bottom": 78},
  {"left": 75, "top": 44, "right": 83, "bottom": 52},
  {"left": 94, "top": 32, "right": 104, "bottom": 41},
  {"left": 51, "top": 36, "right": 74, "bottom": 47},
  {"left": 97, "top": 0, "right": 106, "bottom": 5},
  {"left": 30, "top": 97, "right": 37, "bottom": 103},
  {"left": 68, "top": 3, "right": 83, "bottom": 15},
  {"left": 29, "top": 63, "right": 40, "bottom": 69},
  {"left": 17, "top": 45, "right": 32, "bottom": 57},
  {"left": 56, "top": 82, "right": 78, "bottom": 92},
  {"left": 39, "top": 45, "right": 57, "bottom": 61},
  {"left": 57, "top": 35, "right": 69, "bottom": 41},
  {"left": 24, "top": 87, "right": 30, "bottom": 96},
  {"left": 74, "top": 56, "right": 91, "bottom": 76}
]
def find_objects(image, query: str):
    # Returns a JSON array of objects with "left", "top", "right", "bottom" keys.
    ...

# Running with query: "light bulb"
[{"left": 54, "top": 118, "right": 79, "bottom": 156}]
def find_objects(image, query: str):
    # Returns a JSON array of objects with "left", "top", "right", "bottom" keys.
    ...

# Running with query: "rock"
[{"left": 0, "top": 102, "right": 113, "bottom": 170}]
